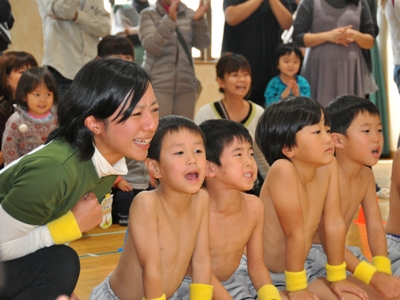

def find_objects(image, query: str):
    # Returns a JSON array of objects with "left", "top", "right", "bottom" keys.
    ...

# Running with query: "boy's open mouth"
[{"left": 185, "top": 172, "right": 199, "bottom": 180}]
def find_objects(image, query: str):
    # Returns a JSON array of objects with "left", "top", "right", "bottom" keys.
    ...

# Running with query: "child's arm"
[
  {"left": 267, "top": 161, "right": 309, "bottom": 294},
  {"left": 2, "top": 115, "right": 20, "bottom": 166},
  {"left": 211, "top": 272, "right": 233, "bottom": 300},
  {"left": 247, "top": 197, "right": 281, "bottom": 299},
  {"left": 190, "top": 190, "right": 213, "bottom": 298},
  {"left": 129, "top": 193, "right": 164, "bottom": 299},
  {"left": 322, "top": 159, "right": 369, "bottom": 300},
  {"left": 264, "top": 77, "right": 284, "bottom": 107}
]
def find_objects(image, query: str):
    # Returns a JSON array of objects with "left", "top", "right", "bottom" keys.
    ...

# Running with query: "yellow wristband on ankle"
[
  {"left": 189, "top": 283, "right": 213, "bottom": 299},
  {"left": 353, "top": 261, "right": 378, "bottom": 284},
  {"left": 142, "top": 294, "right": 166, "bottom": 300},
  {"left": 258, "top": 284, "right": 281, "bottom": 300},
  {"left": 284, "top": 269, "right": 307, "bottom": 292},
  {"left": 47, "top": 211, "right": 82, "bottom": 244},
  {"left": 325, "top": 262, "right": 347, "bottom": 282},
  {"left": 372, "top": 256, "right": 392, "bottom": 275}
]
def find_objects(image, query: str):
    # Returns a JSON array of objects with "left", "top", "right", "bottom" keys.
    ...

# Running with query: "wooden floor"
[{"left": 70, "top": 159, "right": 393, "bottom": 299}]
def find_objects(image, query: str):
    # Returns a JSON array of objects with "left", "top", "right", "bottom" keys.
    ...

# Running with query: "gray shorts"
[
  {"left": 307, "top": 244, "right": 367, "bottom": 278},
  {"left": 170, "top": 256, "right": 255, "bottom": 300},
  {"left": 387, "top": 234, "right": 400, "bottom": 275},
  {"left": 90, "top": 273, "right": 121, "bottom": 300}
]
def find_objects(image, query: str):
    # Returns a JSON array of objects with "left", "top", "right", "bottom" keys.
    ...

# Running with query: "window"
[{"left": 105, "top": 0, "right": 224, "bottom": 61}]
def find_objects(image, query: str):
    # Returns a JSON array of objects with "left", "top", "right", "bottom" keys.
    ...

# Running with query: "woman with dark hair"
[
  {"left": 0, "top": 51, "right": 38, "bottom": 167},
  {"left": 0, "top": 58, "right": 159, "bottom": 299},
  {"left": 292, "top": 0, "right": 375, "bottom": 107}
]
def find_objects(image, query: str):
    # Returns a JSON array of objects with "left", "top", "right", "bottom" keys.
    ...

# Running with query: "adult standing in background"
[
  {"left": 381, "top": 0, "right": 400, "bottom": 94},
  {"left": 35, "top": 0, "right": 111, "bottom": 97},
  {"left": 0, "top": 0, "right": 11, "bottom": 23},
  {"left": 222, "top": 0, "right": 293, "bottom": 107},
  {"left": 292, "top": 0, "right": 375, "bottom": 107},
  {"left": 139, "top": 0, "right": 210, "bottom": 119}
]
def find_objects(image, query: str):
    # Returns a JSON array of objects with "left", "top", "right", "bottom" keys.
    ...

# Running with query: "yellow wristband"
[
  {"left": 325, "top": 262, "right": 347, "bottom": 282},
  {"left": 284, "top": 269, "right": 307, "bottom": 292},
  {"left": 353, "top": 261, "right": 378, "bottom": 284},
  {"left": 47, "top": 211, "right": 82, "bottom": 244},
  {"left": 258, "top": 284, "right": 281, "bottom": 300},
  {"left": 372, "top": 256, "right": 392, "bottom": 275},
  {"left": 142, "top": 294, "right": 166, "bottom": 300},
  {"left": 189, "top": 283, "right": 213, "bottom": 300}
]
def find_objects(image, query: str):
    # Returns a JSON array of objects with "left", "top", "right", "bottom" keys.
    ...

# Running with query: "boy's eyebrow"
[
  {"left": 171, "top": 140, "right": 204, "bottom": 147},
  {"left": 359, "top": 122, "right": 383, "bottom": 126},
  {"left": 230, "top": 145, "right": 254, "bottom": 152}
]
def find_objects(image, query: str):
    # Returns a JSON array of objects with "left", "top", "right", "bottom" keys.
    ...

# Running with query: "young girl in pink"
[{"left": 1, "top": 67, "right": 59, "bottom": 166}]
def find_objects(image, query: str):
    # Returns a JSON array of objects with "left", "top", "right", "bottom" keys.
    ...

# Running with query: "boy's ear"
[
  {"left": 205, "top": 161, "right": 216, "bottom": 178},
  {"left": 332, "top": 133, "right": 344, "bottom": 149},
  {"left": 145, "top": 158, "right": 161, "bottom": 179},
  {"left": 281, "top": 145, "right": 294, "bottom": 158},
  {"left": 84, "top": 116, "right": 102, "bottom": 135}
]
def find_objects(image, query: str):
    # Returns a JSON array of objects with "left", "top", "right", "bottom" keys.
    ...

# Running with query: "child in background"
[
  {"left": 1, "top": 67, "right": 58, "bottom": 166},
  {"left": 91, "top": 115, "right": 213, "bottom": 300},
  {"left": 264, "top": 43, "right": 310, "bottom": 107},
  {"left": 255, "top": 97, "right": 367, "bottom": 299},
  {"left": 195, "top": 52, "right": 269, "bottom": 195},
  {"left": 97, "top": 34, "right": 135, "bottom": 62},
  {"left": 171, "top": 119, "right": 282, "bottom": 300},
  {"left": 305, "top": 95, "right": 400, "bottom": 299}
]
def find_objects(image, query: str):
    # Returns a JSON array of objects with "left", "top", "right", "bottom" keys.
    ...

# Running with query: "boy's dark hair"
[
  {"left": 15, "top": 67, "right": 59, "bottom": 110},
  {"left": 274, "top": 42, "right": 303, "bottom": 68},
  {"left": 148, "top": 115, "right": 205, "bottom": 162},
  {"left": 326, "top": 95, "right": 380, "bottom": 135},
  {"left": 199, "top": 119, "right": 253, "bottom": 166},
  {"left": 47, "top": 58, "right": 151, "bottom": 161},
  {"left": 98, "top": 35, "right": 135, "bottom": 60},
  {"left": 216, "top": 52, "right": 251, "bottom": 94},
  {"left": 256, "top": 96, "right": 330, "bottom": 165}
]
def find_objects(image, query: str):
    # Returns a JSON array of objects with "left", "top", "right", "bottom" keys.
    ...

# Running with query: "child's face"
[
  {"left": 214, "top": 138, "right": 257, "bottom": 191},
  {"left": 157, "top": 129, "right": 206, "bottom": 194},
  {"left": 92, "top": 84, "right": 159, "bottom": 165},
  {"left": 219, "top": 69, "right": 251, "bottom": 98},
  {"left": 7, "top": 65, "right": 30, "bottom": 96},
  {"left": 277, "top": 52, "right": 301, "bottom": 78},
  {"left": 25, "top": 83, "right": 54, "bottom": 116},
  {"left": 340, "top": 112, "right": 383, "bottom": 166},
  {"left": 292, "top": 115, "right": 334, "bottom": 167}
]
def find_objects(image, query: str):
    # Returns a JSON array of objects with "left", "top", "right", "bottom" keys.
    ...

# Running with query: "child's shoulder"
[
  {"left": 242, "top": 192, "right": 263, "bottom": 210},
  {"left": 268, "top": 158, "right": 296, "bottom": 176},
  {"left": 130, "top": 190, "right": 159, "bottom": 211}
]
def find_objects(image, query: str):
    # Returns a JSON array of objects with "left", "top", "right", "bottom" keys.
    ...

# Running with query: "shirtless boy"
[
  {"left": 172, "top": 119, "right": 282, "bottom": 299},
  {"left": 317, "top": 95, "right": 400, "bottom": 299},
  {"left": 386, "top": 147, "right": 400, "bottom": 277},
  {"left": 90, "top": 115, "right": 213, "bottom": 300},
  {"left": 255, "top": 96, "right": 368, "bottom": 300}
]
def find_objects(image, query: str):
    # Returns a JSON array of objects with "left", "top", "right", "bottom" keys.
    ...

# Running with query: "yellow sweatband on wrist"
[
  {"left": 325, "top": 262, "right": 347, "bottom": 282},
  {"left": 284, "top": 269, "right": 307, "bottom": 292},
  {"left": 142, "top": 294, "right": 166, "bottom": 300},
  {"left": 47, "top": 211, "right": 82, "bottom": 244},
  {"left": 353, "top": 261, "right": 378, "bottom": 284},
  {"left": 189, "top": 283, "right": 213, "bottom": 299},
  {"left": 258, "top": 284, "right": 281, "bottom": 300},
  {"left": 372, "top": 256, "right": 392, "bottom": 275}
]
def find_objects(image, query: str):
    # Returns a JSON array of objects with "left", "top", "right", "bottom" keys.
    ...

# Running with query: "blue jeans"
[
  {"left": 48, "top": 66, "right": 73, "bottom": 99},
  {"left": 394, "top": 65, "right": 400, "bottom": 94}
]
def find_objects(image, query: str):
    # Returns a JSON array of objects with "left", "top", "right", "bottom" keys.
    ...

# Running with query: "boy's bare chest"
[{"left": 209, "top": 213, "right": 254, "bottom": 252}]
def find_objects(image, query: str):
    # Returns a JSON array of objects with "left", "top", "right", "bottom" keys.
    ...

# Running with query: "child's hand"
[
  {"left": 329, "top": 280, "right": 369, "bottom": 300},
  {"left": 193, "top": 0, "right": 210, "bottom": 21},
  {"left": 288, "top": 289, "right": 319, "bottom": 300},
  {"left": 289, "top": 80, "right": 299, "bottom": 96},
  {"left": 370, "top": 272, "right": 400, "bottom": 299},
  {"left": 281, "top": 86, "right": 292, "bottom": 99},
  {"left": 168, "top": 0, "right": 180, "bottom": 22},
  {"left": 117, "top": 179, "right": 133, "bottom": 192}
]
